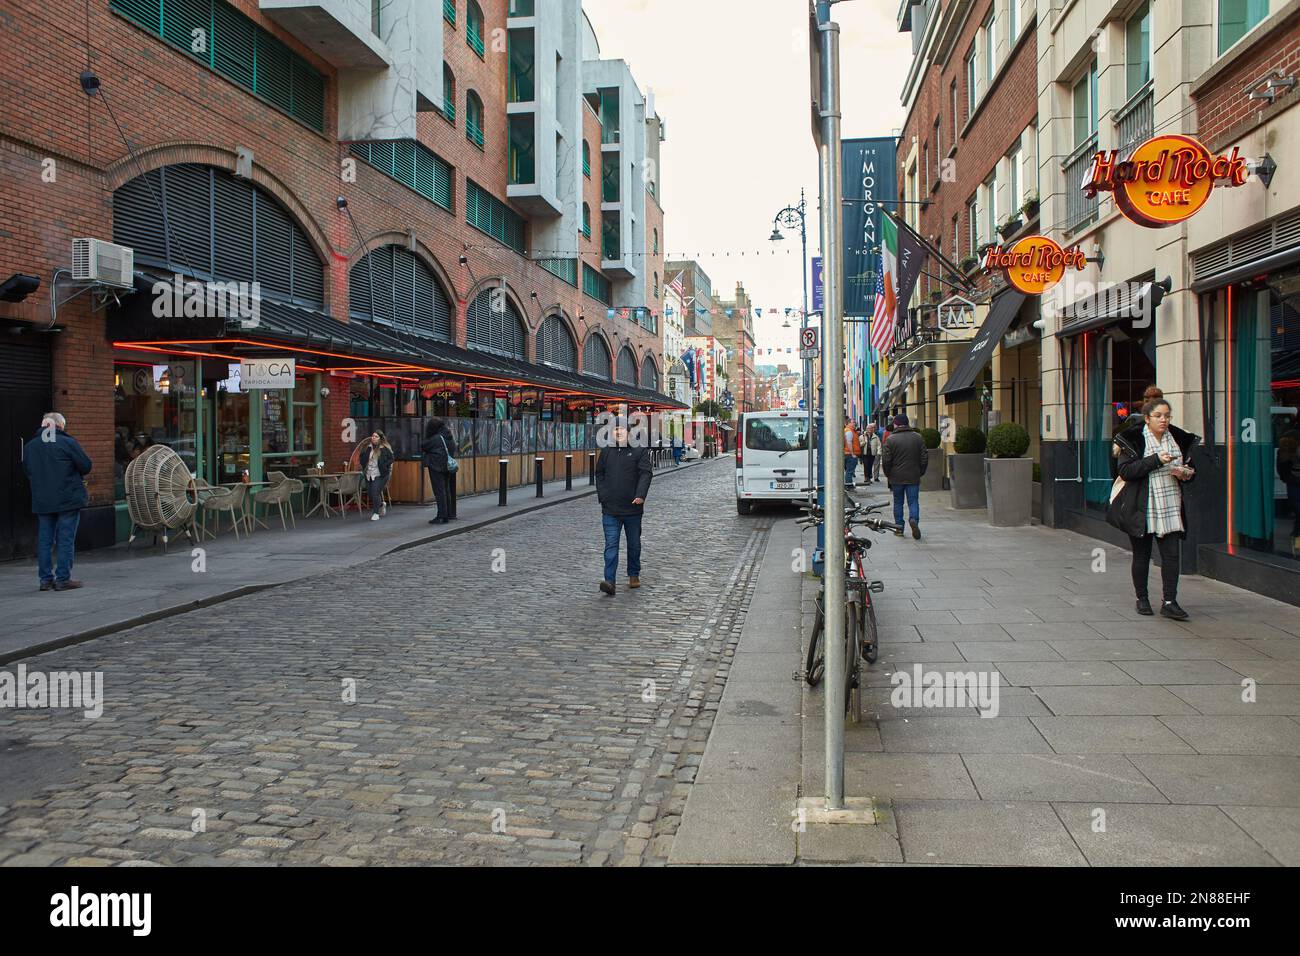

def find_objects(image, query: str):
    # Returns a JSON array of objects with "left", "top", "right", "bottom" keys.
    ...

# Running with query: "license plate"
[{"left": 771, "top": 480, "right": 794, "bottom": 490}]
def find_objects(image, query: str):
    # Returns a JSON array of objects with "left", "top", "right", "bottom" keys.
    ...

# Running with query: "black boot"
[
  {"left": 1160, "top": 600, "right": 1189, "bottom": 621},
  {"left": 1135, "top": 597, "right": 1154, "bottom": 616}
]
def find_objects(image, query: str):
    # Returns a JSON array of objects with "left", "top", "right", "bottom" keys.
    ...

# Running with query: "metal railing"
[
  {"left": 1115, "top": 80, "right": 1154, "bottom": 160},
  {"left": 1062, "top": 132, "right": 1099, "bottom": 235}
]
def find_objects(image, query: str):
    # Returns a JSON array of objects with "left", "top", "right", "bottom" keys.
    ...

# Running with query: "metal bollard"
[
  {"left": 588, "top": 451, "right": 596, "bottom": 485},
  {"left": 565, "top": 454, "right": 572, "bottom": 491},
  {"left": 535, "top": 456, "right": 544, "bottom": 498},
  {"left": 498, "top": 458, "right": 508, "bottom": 507}
]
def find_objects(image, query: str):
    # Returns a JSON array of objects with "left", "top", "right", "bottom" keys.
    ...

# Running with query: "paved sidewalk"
[
  {"left": 1, "top": 460, "right": 705, "bottom": 664},
  {"left": 674, "top": 488, "right": 1300, "bottom": 866}
]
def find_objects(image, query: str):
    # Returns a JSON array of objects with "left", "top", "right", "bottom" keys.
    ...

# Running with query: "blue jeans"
[
  {"left": 602, "top": 513, "right": 643, "bottom": 582},
  {"left": 37, "top": 510, "right": 80, "bottom": 584},
  {"left": 891, "top": 483, "right": 920, "bottom": 527},
  {"left": 844, "top": 457, "right": 857, "bottom": 485}
]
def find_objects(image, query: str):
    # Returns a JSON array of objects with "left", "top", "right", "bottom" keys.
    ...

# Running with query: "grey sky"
[{"left": 583, "top": 0, "right": 912, "bottom": 358}]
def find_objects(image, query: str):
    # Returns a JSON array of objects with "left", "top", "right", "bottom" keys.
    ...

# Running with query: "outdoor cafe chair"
[
  {"left": 200, "top": 481, "right": 251, "bottom": 540},
  {"left": 329, "top": 471, "right": 363, "bottom": 518},
  {"left": 253, "top": 474, "right": 303, "bottom": 531}
]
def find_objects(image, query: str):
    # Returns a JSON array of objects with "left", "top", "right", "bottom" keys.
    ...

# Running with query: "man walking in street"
[
  {"left": 843, "top": 420, "right": 862, "bottom": 486},
  {"left": 23, "top": 412, "right": 92, "bottom": 591},
  {"left": 596, "top": 416, "right": 653, "bottom": 596},
  {"left": 881, "top": 413, "right": 927, "bottom": 540},
  {"left": 860, "top": 422, "right": 881, "bottom": 485}
]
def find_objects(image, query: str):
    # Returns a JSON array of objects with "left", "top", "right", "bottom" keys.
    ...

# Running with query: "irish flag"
[{"left": 870, "top": 213, "right": 898, "bottom": 354}]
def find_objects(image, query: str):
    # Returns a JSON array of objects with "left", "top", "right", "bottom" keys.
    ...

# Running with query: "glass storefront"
[
  {"left": 113, "top": 355, "right": 321, "bottom": 517},
  {"left": 1203, "top": 268, "right": 1300, "bottom": 565}
]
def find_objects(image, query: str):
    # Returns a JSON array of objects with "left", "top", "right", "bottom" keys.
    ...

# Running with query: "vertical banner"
[
  {"left": 842, "top": 137, "right": 898, "bottom": 318},
  {"left": 812, "top": 256, "right": 824, "bottom": 313}
]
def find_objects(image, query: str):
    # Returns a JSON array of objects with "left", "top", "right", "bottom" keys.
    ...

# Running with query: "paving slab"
[
  {"left": 1157, "top": 716, "right": 1300, "bottom": 756},
  {"left": 1167, "top": 684, "right": 1300, "bottom": 716},
  {"left": 962, "top": 753, "right": 1167, "bottom": 803},
  {"left": 995, "top": 660, "right": 1138, "bottom": 687},
  {"left": 1034, "top": 685, "right": 1200, "bottom": 716},
  {"left": 956, "top": 641, "right": 1062, "bottom": 661},
  {"left": 1046, "top": 639, "right": 1165, "bottom": 661},
  {"left": 894, "top": 800, "right": 1087, "bottom": 866},
  {"left": 1129, "top": 755, "right": 1300, "bottom": 806},
  {"left": 1219, "top": 806, "right": 1300, "bottom": 866},
  {"left": 1114, "top": 659, "right": 1250, "bottom": 685},
  {"left": 1030, "top": 716, "right": 1196, "bottom": 754},
  {"left": 1053, "top": 803, "right": 1281, "bottom": 867},
  {"left": 877, "top": 715, "right": 1051, "bottom": 753}
]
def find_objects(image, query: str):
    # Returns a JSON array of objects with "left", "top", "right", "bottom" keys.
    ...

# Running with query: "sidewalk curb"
[{"left": 2, "top": 457, "right": 720, "bottom": 665}]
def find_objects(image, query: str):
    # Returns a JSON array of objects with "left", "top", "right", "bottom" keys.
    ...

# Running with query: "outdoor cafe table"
[{"left": 304, "top": 473, "right": 344, "bottom": 518}]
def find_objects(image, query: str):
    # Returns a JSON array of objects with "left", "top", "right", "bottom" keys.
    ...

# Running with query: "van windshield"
[{"left": 746, "top": 417, "right": 808, "bottom": 453}]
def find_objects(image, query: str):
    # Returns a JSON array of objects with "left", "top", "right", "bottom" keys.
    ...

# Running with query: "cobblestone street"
[{"left": 0, "top": 460, "right": 770, "bottom": 867}]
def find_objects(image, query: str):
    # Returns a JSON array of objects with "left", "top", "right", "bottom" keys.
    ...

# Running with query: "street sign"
[
  {"left": 800, "top": 327, "right": 819, "bottom": 350},
  {"left": 798, "top": 399, "right": 807, "bottom": 410},
  {"left": 812, "top": 257, "right": 824, "bottom": 313},
  {"left": 799, "top": 348, "right": 819, "bottom": 360}
]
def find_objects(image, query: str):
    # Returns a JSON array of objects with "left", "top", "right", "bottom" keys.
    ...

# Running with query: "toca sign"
[
  {"left": 982, "top": 236, "right": 1087, "bottom": 295},
  {"left": 1085, "top": 134, "right": 1248, "bottom": 228}
]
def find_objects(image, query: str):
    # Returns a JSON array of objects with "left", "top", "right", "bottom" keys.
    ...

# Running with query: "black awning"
[
  {"left": 1057, "top": 278, "right": 1171, "bottom": 338},
  {"left": 941, "top": 290, "right": 1025, "bottom": 404}
]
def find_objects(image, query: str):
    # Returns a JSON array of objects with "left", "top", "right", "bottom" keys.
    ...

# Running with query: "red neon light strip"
[{"left": 1225, "top": 289, "right": 1234, "bottom": 556}]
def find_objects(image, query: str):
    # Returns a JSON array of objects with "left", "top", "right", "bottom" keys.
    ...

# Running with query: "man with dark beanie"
[
  {"left": 595, "top": 416, "right": 653, "bottom": 595},
  {"left": 881, "top": 413, "right": 927, "bottom": 540}
]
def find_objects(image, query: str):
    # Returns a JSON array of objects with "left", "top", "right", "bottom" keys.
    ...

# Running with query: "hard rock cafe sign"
[
  {"left": 982, "top": 236, "right": 1087, "bottom": 295},
  {"left": 1085, "top": 134, "right": 1248, "bottom": 228}
]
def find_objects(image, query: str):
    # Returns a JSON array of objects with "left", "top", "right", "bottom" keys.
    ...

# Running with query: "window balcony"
[
  {"left": 1115, "top": 79, "right": 1154, "bottom": 161},
  {"left": 1062, "top": 132, "right": 1099, "bottom": 236},
  {"left": 260, "top": 0, "right": 390, "bottom": 69}
]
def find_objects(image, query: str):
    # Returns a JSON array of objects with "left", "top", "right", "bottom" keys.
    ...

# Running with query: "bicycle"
[{"left": 797, "top": 495, "right": 900, "bottom": 717}]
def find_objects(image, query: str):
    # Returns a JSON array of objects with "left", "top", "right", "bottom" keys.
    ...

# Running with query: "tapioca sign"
[
  {"left": 982, "top": 236, "right": 1087, "bottom": 295},
  {"left": 1085, "top": 134, "right": 1248, "bottom": 228}
]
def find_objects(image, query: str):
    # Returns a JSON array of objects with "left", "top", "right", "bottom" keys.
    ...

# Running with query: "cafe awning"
[
  {"left": 1056, "top": 278, "right": 1171, "bottom": 338},
  {"left": 940, "top": 290, "right": 1025, "bottom": 404}
]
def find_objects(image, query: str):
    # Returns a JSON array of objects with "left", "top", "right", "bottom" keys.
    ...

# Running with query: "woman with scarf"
[{"left": 1108, "top": 398, "right": 1198, "bottom": 620}]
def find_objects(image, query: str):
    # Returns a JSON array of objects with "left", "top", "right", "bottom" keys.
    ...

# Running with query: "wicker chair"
[
  {"left": 254, "top": 473, "right": 303, "bottom": 530},
  {"left": 202, "top": 481, "right": 251, "bottom": 540},
  {"left": 329, "top": 471, "right": 364, "bottom": 518}
]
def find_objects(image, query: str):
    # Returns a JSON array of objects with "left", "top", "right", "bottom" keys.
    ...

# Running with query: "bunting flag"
[{"left": 681, "top": 348, "right": 696, "bottom": 389}]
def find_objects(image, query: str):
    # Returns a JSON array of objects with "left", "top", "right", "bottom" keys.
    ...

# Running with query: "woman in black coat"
[
  {"left": 1107, "top": 398, "right": 1198, "bottom": 620},
  {"left": 420, "top": 418, "right": 456, "bottom": 524},
  {"left": 358, "top": 431, "right": 394, "bottom": 521}
]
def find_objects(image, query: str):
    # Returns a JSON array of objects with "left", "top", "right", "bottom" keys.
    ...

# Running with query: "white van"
[{"left": 735, "top": 410, "right": 815, "bottom": 514}]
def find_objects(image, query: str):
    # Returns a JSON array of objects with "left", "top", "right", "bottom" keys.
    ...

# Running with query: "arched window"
[
  {"left": 443, "top": 64, "right": 456, "bottom": 122},
  {"left": 583, "top": 333, "right": 611, "bottom": 379},
  {"left": 113, "top": 163, "right": 324, "bottom": 307},
  {"left": 466, "top": 90, "right": 484, "bottom": 148},
  {"left": 616, "top": 346, "right": 638, "bottom": 385},
  {"left": 582, "top": 202, "right": 591, "bottom": 239},
  {"left": 641, "top": 355, "right": 659, "bottom": 392},
  {"left": 538, "top": 314, "right": 577, "bottom": 370},
  {"left": 348, "top": 245, "right": 451, "bottom": 341},
  {"left": 467, "top": 287, "right": 527, "bottom": 359},
  {"left": 653, "top": 272, "right": 659, "bottom": 298},
  {"left": 653, "top": 228, "right": 659, "bottom": 255},
  {"left": 582, "top": 140, "right": 591, "bottom": 178},
  {"left": 467, "top": 0, "right": 485, "bottom": 57}
]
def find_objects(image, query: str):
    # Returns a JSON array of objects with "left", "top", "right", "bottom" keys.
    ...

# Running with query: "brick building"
[{"left": 0, "top": 0, "right": 678, "bottom": 558}]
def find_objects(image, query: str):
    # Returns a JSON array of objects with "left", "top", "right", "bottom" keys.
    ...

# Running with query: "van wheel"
[{"left": 737, "top": 499, "right": 754, "bottom": 515}]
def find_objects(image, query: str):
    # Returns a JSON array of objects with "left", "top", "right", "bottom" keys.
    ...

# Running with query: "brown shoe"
[
  {"left": 628, "top": 576, "right": 641, "bottom": 589},
  {"left": 54, "top": 580, "right": 83, "bottom": 591}
]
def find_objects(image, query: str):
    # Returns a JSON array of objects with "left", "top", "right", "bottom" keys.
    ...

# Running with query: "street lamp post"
[{"left": 771, "top": 188, "right": 813, "bottom": 501}]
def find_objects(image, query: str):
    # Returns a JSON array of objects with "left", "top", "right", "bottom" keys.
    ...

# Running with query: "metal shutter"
[
  {"left": 161, "top": 0, "right": 210, "bottom": 61},
  {"left": 213, "top": 0, "right": 255, "bottom": 89},
  {"left": 641, "top": 356, "right": 658, "bottom": 390},
  {"left": 161, "top": 164, "right": 214, "bottom": 275},
  {"left": 112, "top": 169, "right": 167, "bottom": 266},
  {"left": 393, "top": 141, "right": 416, "bottom": 190},
  {"left": 393, "top": 247, "right": 415, "bottom": 332},
  {"left": 431, "top": 271, "right": 452, "bottom": 340},
  {"left": 291, "top": 56, "right": 325, "bottom": 132},
  {"left": 255, "top": 31, "right": 293, "bottom": 115},
  {"left": 584, "top": 335, "right": 610, "bottom": 379},
  {"left": 112, "top": 0, "right": 161, "bottom": 32},
  {"left": 253, "top": 191, "right": 293, "bottom": 300},
  {"left": 214, "top": 170, "right": 255, "bottom": 285},
  {"left": 0, "top": 336, "right": 52, "bottom": 395},
  {"left": 617, "top": 347, "right": 637, "bottom": 385},
  {"left": 291, "top": 231, "right": 323, "bottom": 307}
]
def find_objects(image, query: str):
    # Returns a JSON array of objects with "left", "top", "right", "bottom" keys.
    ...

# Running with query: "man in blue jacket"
[
  {"left": 23, "top": 412, "right": 92, "bottom": 591},
  {"left": 595, "top": 416, "right": 653, "bottom": 596}
]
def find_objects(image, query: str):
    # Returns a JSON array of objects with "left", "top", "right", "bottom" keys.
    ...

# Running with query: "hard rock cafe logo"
[
  {"left": 1085, "top": 134, "right": 1248, "bottom": 228},
  {"left": 982, "top": 236, "right": 1087, "bottom": 295}
]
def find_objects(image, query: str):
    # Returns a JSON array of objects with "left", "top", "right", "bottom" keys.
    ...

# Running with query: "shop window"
[
  {"left": 1126, "top": 1, "right": 1151, "bottom": 98},
  {"left": 1218, "top": 0, "right": 1268, "bottom": 55}
]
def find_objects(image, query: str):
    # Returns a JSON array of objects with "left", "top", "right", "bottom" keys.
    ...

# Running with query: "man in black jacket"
[
  {"left": 421, "top": 418, "right": 456, "bottom": 524},
  {"left": 881, "top": 414, "right": 928, "bottom": 540},
  {"left": 23, "top": 412, "right": 92, "bottom": 591},
  {"left": 595, "top": 417, "right": 653, "bottom": 595}
]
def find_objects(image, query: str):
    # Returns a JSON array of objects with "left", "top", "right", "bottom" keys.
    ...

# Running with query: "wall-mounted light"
[
  {"left": 320, "top": 386, "right": 331, "bottom": 398},
  {"left": 336, "top": 196, "right": 348, "bottom": 210},
  {"left": 1250, "top": 153, "right": 1278, "bottom": 189},
  {"left": 1091, "top": 242, "right": 1105, "bottom": 273}
]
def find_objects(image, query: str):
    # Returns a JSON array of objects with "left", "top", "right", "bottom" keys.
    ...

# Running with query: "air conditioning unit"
[{"left": 71, "top": 238, "right": 134, "bottom": 288}]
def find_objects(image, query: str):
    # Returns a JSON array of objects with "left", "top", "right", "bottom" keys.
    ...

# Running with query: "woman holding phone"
[{"left": 1108, "top": 398, "right": 1199, "bottom": 620}]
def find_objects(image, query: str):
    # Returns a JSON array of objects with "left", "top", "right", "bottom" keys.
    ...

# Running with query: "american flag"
[
  {"left": 869, "top": 267, "right": 892, "bottom": 354},
  {"left": 669, "top": 272, "right": 685, "bottom": 297}
]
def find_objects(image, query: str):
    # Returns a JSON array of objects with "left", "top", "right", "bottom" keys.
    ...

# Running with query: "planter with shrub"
[
  {"left": 919, "top": 427, "right": 945, "bottom": 491},
  {"left": 984, "top": 422, "right": 1033, "bottom": 527},
  {"left": 959, "top": 255, "right": 979, "bottom": 274},
  {"left": 998, "top": 216, "right": 1023, "bottom": 239},
  {"left": 949, "top": 426, "right": 987, "bottom": 509}
]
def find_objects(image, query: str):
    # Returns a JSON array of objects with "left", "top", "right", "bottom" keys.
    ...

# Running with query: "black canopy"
[{"left": 941, "top": 290, "right": 1025, "bottom": 404}]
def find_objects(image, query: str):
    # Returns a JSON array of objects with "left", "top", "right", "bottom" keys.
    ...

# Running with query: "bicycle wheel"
[
  {"left": 805, "top": 598, "right": 825, "bottom": 686},
  {"left": 843, "top": 601, "right": 861, "bottom": 717},
  {"left": 861, "top": 592, "right": 879, "bottom": 664}
]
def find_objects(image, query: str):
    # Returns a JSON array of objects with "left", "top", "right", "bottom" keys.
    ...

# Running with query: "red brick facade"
[{"left": 0, "top": 0, "right": 665, "bottom": 511}]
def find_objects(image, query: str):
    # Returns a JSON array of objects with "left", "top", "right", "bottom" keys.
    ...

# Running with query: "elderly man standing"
[{"left": 24, "top": 412, "right": 93, "bottom": 591}]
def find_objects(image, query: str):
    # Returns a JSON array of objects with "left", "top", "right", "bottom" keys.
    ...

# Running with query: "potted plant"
[
  {"left": 949, "top": 426, "right": 987, "bottom": 509},
  {"left": 959, "top": 255, "right": 979, "bottom": 274},
  {"left": 919, "top": 426, "right": 945, "bottom": 492},
  {"left": 984, "top": 422, "right": 1033, "bottom": 526},
  {"left": 998, "top": 215, "right": 1022, "bottom": 239},
  {"left": 1021, "top": 192, "right": 1040, "bottom": 220}
]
